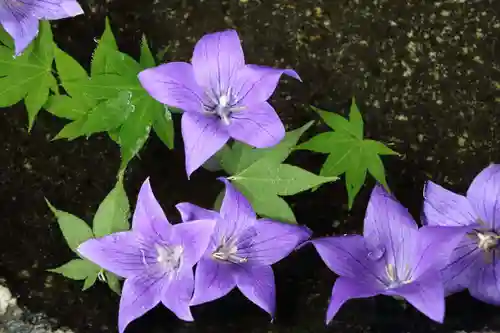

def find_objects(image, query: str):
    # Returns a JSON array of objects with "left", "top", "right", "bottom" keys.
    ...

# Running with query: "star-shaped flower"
[
  {"left": 138, "top": 30, "right": 300, "bottom": 176},
  {"left": 78, "top": 178, "right": 215, "bottom": 333},
  {"left": 176, "top": 178, "right": 311, "bottom": 317},
  {"left": 311, "top": 185, "right": 468, "bottom": 324},
  {"left": 424, "top": 164, "right": 500, "bottom": 304}
]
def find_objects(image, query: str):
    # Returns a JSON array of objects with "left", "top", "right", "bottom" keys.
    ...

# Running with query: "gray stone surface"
[{"left": 0, "top": 281, "right": 72, "bottom": 333}]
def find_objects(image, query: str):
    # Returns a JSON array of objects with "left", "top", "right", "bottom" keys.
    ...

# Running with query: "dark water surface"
[{"left": 1, "top": 0, "right": 500, "bottom": 332}]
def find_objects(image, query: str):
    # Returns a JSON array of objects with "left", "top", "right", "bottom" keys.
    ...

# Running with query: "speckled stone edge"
[{"left": 0, "top": 278, "right": 73, "bottom": 333}]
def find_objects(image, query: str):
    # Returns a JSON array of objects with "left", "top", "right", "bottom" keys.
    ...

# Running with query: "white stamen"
[
  {"left": 212, "top": 237, "right": 247, "bottom": 264},
  {"left": 219, "top": 95, "right": 229, "bottom": 107},
  {"left": 155, "top": 244, "right": 183, "bottom": 272}
]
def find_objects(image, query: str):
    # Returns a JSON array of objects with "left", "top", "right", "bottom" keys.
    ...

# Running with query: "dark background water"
[{"left": 1, "top": 0, "right": 500, "bottom": 332}]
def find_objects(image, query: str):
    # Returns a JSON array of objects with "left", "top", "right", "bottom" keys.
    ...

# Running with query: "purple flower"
[
  {"left": 138, "top": 30, "right": 300, "bottom": 177},
  {"left": 77, "top": 179, "right": 215, "bottom": 333},
  {"left": 176, "top": 178, "right": 311, "bottom": 317},
  {"left": 423, "top": 164, "right": 500, "bottom": 304},
  {"left": 0, "top": 0, "right": 83, "bottom": 55},
  {"left": 310, "top": 185, "right": 468, "bottom": 324}
]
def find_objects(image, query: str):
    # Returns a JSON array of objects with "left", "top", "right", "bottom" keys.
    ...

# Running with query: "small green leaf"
[
  {"left": 140, "top": 35, "right": 156, "bottom": 68},
  {"left": 45, "top": 199, "right": 94, "bottom": 252},
  {"left": 345, "top": 148, "right": 367, "bottom": 209},
  {"left": 25, "top": 72, "right": 51, "bottom": 130},
  {"left": 364, "top": 149, "right": 389, "bottom": 191},
  {"left": 44, "top": 95, "right": 87, "bottom": 120},
  {"left": 54, "top": 46, "right": 88, "bottom": 83},
  {"left": 93, "top": 178, "right": 130, "bottom": 238},
  {"left": 298, "top": 132, "right": 356, "bottom": 154},
  {"left": 91, "top": 17, "right": 118, "bottom": 76},
  {"left": 234, "top": 182, "right": 297, "bottom": 223},
  {"left": 313, "top": 106, "right": 360, "bottom": 139},
  {"left": 231, "top": 159, "right": 337, "bottom": 196},
  {"left": 220, "top": 122, "right": 314, "bottom": 175},
  {"left": 105, "top": 271, "right": 122, "bottom": 295},
  {"left": 48, "top": 259, "right": 100, "bottom": 280},
  {"left": 349, "top": 97, "right": 363, "bottom": 139},
  {"left": 153, "top": 105, "right": 174, "bottom": 149},
  {"left": 0, "top": 26, "right": 13, "bottom": 48},
  {"left": 33, "top": 21, "right": 54, "bottom": 67},
  {"left": 363, "top": 139, "right": 399, "bottom": 155},
  {"left": 118, "top": 97, "right": 155, "bottom": 170},
  {"left": 82, "top": 273, "right": 98, "bottom": 291},
  {"left": 57, "top": 91, "right": 134, "bottom": 138}
]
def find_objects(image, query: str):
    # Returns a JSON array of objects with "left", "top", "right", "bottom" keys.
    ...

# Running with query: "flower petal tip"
[{"left": 283, "top": 69, "right": 302, "bottom": 82}]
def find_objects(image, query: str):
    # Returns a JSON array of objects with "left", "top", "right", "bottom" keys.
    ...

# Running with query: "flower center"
[
  {"left": 211, "top": 237, "right": 248, "bottom": 264},
  {"left": 155, "top": 244, "right": 183, "bottom": 272},
  {"left": 202, "top": 90, "right": 246, "bottom": 125},
  {"left": 385, "top": 263, "right": 412, "bottom": 288},
  {"left": 475, "top": 231, "right": 499, "bottom": 252}
]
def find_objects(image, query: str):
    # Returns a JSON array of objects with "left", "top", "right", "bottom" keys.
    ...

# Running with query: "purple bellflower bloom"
[
  {"left": 0, "top": 0, "right": 83, "bottom": 55},
  {"left": 423, "top": 164, "right": 500, "bottom": 304},
  {"left": 310, "top": 185, "right": 468, "bottom": 324},
  {"left": 176, "top": 178, "right": 312, "bottom": 317},
  {"left": 77, "top": 179, "right": 215, "bottom": 333},
  {"left": 138, "top": 30, "right": 300, "bottom": 177}
]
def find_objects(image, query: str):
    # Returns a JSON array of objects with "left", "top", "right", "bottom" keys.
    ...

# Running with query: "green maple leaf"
[
  {"left": 46, "top": 178, "right": 130, "bottom": 294},
  {"left": 52, "top": 20, "right": 174, "bottom": 171},
  {"left": 298, "top": 97, "right": 399, "bottom": 209},
  {"left": 216, "top": 121, "right": 337, "bottom": 224},
  {"left": 0, "top": 22, "right": 56, "bottom": 130}
]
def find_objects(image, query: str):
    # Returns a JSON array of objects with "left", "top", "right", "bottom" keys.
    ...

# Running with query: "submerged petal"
[
  {"left": 170, "top": 219, "right": 216, "bottom": 267},
  {"left": 0, "top": 5, "right": 39, "bottom": 55},
  {"left": 191, "top": 258, "right": 237, "bottom": 305},
  {"left": 468, "top": 259, "right": 500, "bottom": 305},
  {"left": 232, "top": 64, "right": 300, "bottom": 106},
  {"left": 176, "top": 202, "right": 220, "bottom": 222},
  {"left": 191, "top": 30, "right": 245, "bottom": 97},
  {"left": 390, "top": 270, "right": 445, "bottom": 323},
  {"left": 77, "top": 232, "right": 153, "bottom": 278},
  {"left": 326, "top": 277, "right": 380, "bottom": 324},
  {"left": 138, "top": 62, "right": 204, "bottom": 114},
  {"left": 423, "top": 181, "right": 477, "bottom": 227},
  {"left": 235, "top": 264, "right": 276, "bottom": 317},
  {"left": 132, "top": 178, "right": 171, "bottom": 241},
  {"left": 237, "top": 218, "right": 311, "bottom": 265},
  {"left": 31, "top": 0, "right": 84, "bottom": 19},
  {"left": 363, "top": 185, "right": 418, "bottom": 278},
  {"left": 161, "top": 268, "right": 195, "bottom": 321},
  {"left": 217, "top": 178, "right": 256, "bottom": 238},
  {"left": 310, "top": 236, "right": 385, "bottom": 287},
  {"left": 181, "top": 112, "right": 229, "bottom": 177},
  {"left": 227, "top": 102, "right": 285, "bottom": 148},
  {"left": 118, "top": 272, "right": 165, "bottom": 333},
  {"left": 466, "top": 164, "right": 500, "bottom": 229}
]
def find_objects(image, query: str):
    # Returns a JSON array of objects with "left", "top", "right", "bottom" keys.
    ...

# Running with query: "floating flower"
[
  {"left": 424, "top": 164, "right": 500, "bottom": 304},
  {"left": 78, "top": 179, "right": 215, "bottom": 333},
  {"left": 311, "top": 185, "right": 468, "bottom": 324},
  {"left": 0, "top": 0, "right": 84, "bottom": 55},
  {"left": 138, "top": 30, "right": 300, "bottom": 176},
  {"left": 176, "top": 178, "right": 311, "bottom": 317}
]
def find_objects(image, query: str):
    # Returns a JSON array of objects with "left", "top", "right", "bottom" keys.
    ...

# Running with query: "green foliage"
[
  {"left": 216, "top": 121, "right": 337, "bottom": 224},
  {"left": 46, "top": 178, "right": 130, "bottom": 293},
  {"left": 52, "top": 19, "right": 174, "bottom": 171},
  {"left": 298, "top": 98, "right": 398, "bottom": 208},
  {"left": 0, "top": 22, "right": 56, "bottom": 130}
]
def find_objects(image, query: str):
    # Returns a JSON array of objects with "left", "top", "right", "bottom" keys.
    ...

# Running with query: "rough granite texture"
[{"left": 0, "top": 0, "right": 500, "bottom": 332}]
